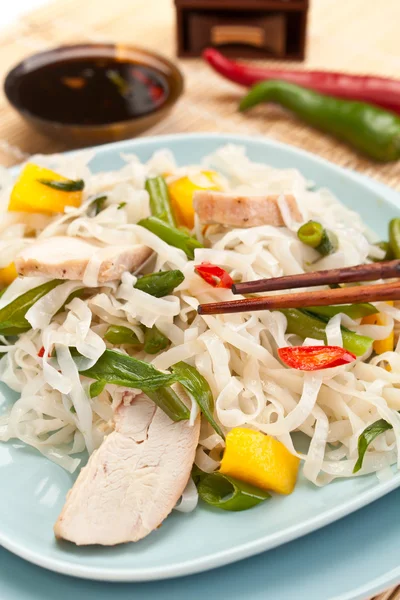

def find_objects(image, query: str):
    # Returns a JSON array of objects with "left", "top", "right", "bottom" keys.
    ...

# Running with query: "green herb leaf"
[
  {"left": 0, "top": 280, "right": 63, "bottom": 335},
  {"left": 171, "top": 361, "right": 225, "bottom": 438},
  {"left": 144, "top": 325, "right": 169, "bottom": 354},
  {"left": 117, "top": 202, "right": 127, "bottom": 210},
  {"left": 138, "top": 217, "right": 203, "bottom": 260},
  {"left": 91, "top": 195, "right": 107, "bottom": 216},
  {"left": 89, "top": 380, "right": 107, "bottom": 398},
  {"left": 146, "top": 387, "right": 190, "bottom": 422},
  {"left": 197, "top": 471, "right": 270, "bottom": 511},
  {"left": 80, "top": 349, "right": 177, "bottom": 391},
  {"left": 353, "top": 418, "right": 393, "bottom": 473},
  {"left": 104, "top": 325, "right": 142, "bottom": 348},
  {"left": 37, "top": 178, "right": 84, "bottom": 192},
  {"left": 79, "top": 349, "right": 189, "bottom": 422},
  {"left": 134, "top": 270, "right": 184, "bottom": 298}
]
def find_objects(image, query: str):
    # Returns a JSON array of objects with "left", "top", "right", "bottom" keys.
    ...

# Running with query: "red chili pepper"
[
  {"left": 38, "top": 346, "right": 52, "bottom": 358},
  {"left": 195, "top": 263, "right": 234, "bottom": 289},
  {"left": 203, "top": 48, "right": 400, "bottom": 115},
  {"left": 278, "top": 346, "right": 356, "bottom": 371}
]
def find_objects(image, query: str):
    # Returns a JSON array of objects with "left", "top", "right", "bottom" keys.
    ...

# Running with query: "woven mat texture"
[{"left": 0, "top": 1, "right": 400, "bottom": 597}]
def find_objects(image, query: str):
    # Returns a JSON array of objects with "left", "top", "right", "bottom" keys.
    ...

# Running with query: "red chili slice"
[
  {"left": 278, "top": 346, "right": 356, "bottom": 371},
  {"left": 37, "top": 346, "right": 52, "bottom": 358},
  {"left": 195, "top": 263, "right": 234, "bottom": 289}
]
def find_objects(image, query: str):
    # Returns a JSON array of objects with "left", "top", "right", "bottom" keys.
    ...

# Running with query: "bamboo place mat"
[{"left": 0, "top": 0, "right": 400, "bottom": 598}]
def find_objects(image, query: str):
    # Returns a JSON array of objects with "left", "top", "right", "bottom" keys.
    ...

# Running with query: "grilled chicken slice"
[
  {"left": 54, "top": 393, "right": 200, "bottom": 546},
  {"left": 193, "top": 191, "right": 302, "bottom": 228},
  {"left": 15, "top": 236, "right": 152, "bottom": 282}
]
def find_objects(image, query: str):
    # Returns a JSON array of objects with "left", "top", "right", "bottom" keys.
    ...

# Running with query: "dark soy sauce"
[{"left": 15, "top": 58, "right": 169, "bottom": 125}]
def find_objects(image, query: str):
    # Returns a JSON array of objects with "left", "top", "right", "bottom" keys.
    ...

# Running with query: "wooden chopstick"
[
  {"left": 198, "top": 281, "right": 400, "bottom": 316},
  {"left": 232, "top": 260, "right": 400, "bottom": 295}
]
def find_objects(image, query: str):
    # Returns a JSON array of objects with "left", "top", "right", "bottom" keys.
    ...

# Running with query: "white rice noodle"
[
  {"left": 25, "top": 281, "right": 82, "bottom": 329},
  {"left": 174, "top": 477, "right": 199, "bottom": 513}
]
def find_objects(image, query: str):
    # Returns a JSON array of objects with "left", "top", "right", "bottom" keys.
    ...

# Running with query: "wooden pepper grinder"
[{"left": 175, "top": 0, "right": 309, "bottom": 60}]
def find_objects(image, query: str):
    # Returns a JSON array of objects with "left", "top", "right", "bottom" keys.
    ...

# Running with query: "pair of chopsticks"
[{"left": 197, "top": 260, "right": 400, "bottom": 315}]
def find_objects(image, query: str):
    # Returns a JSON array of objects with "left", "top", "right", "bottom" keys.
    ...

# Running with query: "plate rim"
[{"left": 2, "top": 132, "right": 400, "bottom": 582}]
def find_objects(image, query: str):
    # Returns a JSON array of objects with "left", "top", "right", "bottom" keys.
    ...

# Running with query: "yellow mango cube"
[
  {"left": 362, "top": 302, "right": 394, "bottom": 354},
  {"left": 168, "top": 170, "right": 221, "bottom": 229},
  {"left": 0, "top": 262, "right": 17, "bottom": 287},
  {"left": 220, "top": 427, "right": 300, "bottom": 495},
  {"left": 9, "top": 163, "right": 83, "bottom": 214}
]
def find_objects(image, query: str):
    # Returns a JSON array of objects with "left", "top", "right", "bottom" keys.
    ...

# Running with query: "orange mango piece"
[
  {"left": 362, "top": 302, "right": 394, "bottom": 354},
  {"left": 0, "top": 262, "right": 18, "bottom": 287},
  {"left": 9, "top": 163, "right": 83, "bottom": 214},
  {"left": 220, "top": 427, "right": 300, "bottom": 495},
  {"left": 168, "top": 170, "right": 221, "bottom": 229}
]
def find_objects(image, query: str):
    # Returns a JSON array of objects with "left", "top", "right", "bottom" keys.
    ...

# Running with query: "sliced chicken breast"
[
  {"left": 15, "top": 236, "right": 152, "bottom": 282},
  {"left": 54, "top": 393, "right": 200, "bottom": 546},
  {"left": 193, "top": 191, "right": 302, "bottom": 228}
]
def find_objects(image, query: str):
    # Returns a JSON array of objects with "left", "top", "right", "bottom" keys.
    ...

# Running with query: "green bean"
[
  {"left": 143, "top": 326, "right": 169, "bottom": 354},
  {"left": 197, "top": 471, "right": 270, "bottom": 511},
  {"left": 134, "top": 270, "right": 184, "bottom": 297},
  {"left": 279, "top": 308, "right": 373, "bottom": 356},
  {"left": 297, "top": 221, "right": 338, "bottom": 256},
  {"left": 104, "top": 325, "right": 142, "bottom": 348},
  {"left": 371, "top": 241, "right": 394, "bottom": 262},
  {"left": 145, "top": 176, "right": 177, "bottom": 227},
  {"left": 307, "top": 303, "right": 378, "bottom": 320},
  {"left": 138, "top": 216, "right": 203, "bottom": 260},
  {"left": 389, "top": 218, "right": 400, "bottom": 258},
  {"left": 0, "top": 279, "right": 63, "bottom": 336}
]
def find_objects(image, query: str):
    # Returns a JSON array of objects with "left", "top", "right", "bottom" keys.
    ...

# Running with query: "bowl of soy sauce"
[{"left": 4, "top": 43, "right": 184, "bottom": 146}]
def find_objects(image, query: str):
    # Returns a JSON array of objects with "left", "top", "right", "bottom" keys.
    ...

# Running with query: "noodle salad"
[{"left": 0, "top": 143, "right": 399, "bottom": 545}]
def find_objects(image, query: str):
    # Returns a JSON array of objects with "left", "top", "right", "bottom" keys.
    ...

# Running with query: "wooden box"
[{"left": 175, "top": 0, "right": 309, "bottom": 60}]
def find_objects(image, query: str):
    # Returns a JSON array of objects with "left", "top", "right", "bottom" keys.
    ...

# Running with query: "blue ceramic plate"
[
  {"left": 1, "top": 134, "right": 400, "bottom": 583},
  {"left": 2, "top": 484, "right": 400, "bottom": 600}
]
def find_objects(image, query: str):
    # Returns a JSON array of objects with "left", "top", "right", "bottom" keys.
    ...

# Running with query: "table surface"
[{"left": 0, "top": 0, "right": 400, "bottom": 598}]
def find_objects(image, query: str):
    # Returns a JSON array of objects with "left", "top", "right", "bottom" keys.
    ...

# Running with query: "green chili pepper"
[
  {"left": 104, "top": 325, "right": 142, "bottom": 348},
  {"left": 134, "top": 270, "right": 184, "bottom": 298},
  {"left": 37, "top": 178, "right": 85, "bottom": 191},
  {"left": 371, "top": 241, "right": 394, "bottom": 262},
  {"left": 144, "top": 325, "right": 170, "bottom": 354},
  {"left": 297, "top": 221, "right": 338, "bottom": 256},
  {"left": 79, "top": 349, "right": 189, "bottom": 422},
  {"left": 145, "top": 176, "right": 177, "bottom": 227},
  {"left": 389, "top": 218, "right": 400, "bottom": 258},
  {"left": 353, "top": 418, "right": 393, "bottom": 473},
  {"left": 197, "top": 471, "right": 270, "bottom": 511},
  {"left": 0, "top": 280, "right": 63, "bottom": 336},
  {"left": 146, "top": 387, "right": 190, "bottom": 422},
  {"left": 279, "top": 308, "right": 373, "bottom": 356},
  {"left": 171, "top": 361, "right": 225, "bottom": 438},
  {"left": 239, "top": 80, "right": 400, "bottom": 162},
  {"left": 138, "top": 217, "right": 203, "bottom": 260},
  {"left": 307, "top": 303, "right": 378, "bottom": 320}
]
